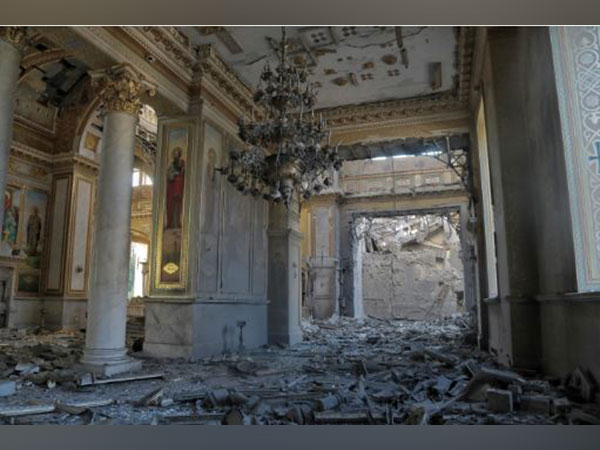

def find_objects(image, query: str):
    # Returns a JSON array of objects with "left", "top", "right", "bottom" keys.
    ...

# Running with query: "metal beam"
[{"left": 337, "top": 133, "right": 470, "bottom": 161}]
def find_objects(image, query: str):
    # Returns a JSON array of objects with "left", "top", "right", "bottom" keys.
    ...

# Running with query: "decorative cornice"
[
  {"left": 10, "top": 141, "right": 53, "bottom": 165},
  {"left": 51, "top": 153, "right": 100, "bottom": 174},
  {"left": 195, "top": 44, "right": 258, "bottom": 117},
  {"left": 0, "top": 26, "right": 29, "bottom": 52},
  {"left": 138, "top": 26, "right": 195, "bottom": 71},
  {"left": 90, "top": 63, "right": 157, "bottom": 117},
  {"left": 321, "top": 92, "right": 468, "bottom": 129}
]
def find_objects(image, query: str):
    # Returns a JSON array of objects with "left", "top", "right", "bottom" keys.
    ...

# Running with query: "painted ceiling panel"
[{"left": 179, "top": 26, "right": 459, "bottom": 109}]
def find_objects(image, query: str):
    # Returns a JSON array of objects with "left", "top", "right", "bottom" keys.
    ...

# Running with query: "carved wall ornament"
[
  {"left": 140, "top": 26, "right": 194, "bottom": 70},
  {"left": 90, "top": 64, "right": 157, "bottom": 117},
  {"left": 0, "top": 26, "right": 29, "bottom": 52}
]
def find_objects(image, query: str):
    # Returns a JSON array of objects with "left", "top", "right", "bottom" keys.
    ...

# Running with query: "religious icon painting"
[
  {"left": 158, "top": 126, "right": 189, "bottom": 285},
  {"left": 23, "top": 190, "right": 48, "bottom": 270},
  {"left": 1, "top": 187, "right": 22, "bottom": 257}
]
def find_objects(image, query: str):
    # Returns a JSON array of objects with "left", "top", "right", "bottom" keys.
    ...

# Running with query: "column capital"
[
  {"left": 0, "top": 26, "right": 29, "bottom": 53},
  {"left": 90, "top": 63, "right": 157, "bottom": 117}
]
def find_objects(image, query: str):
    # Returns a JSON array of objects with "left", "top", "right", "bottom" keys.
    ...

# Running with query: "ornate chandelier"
[{"left": 219, "top": 27, "right": 342, "bottom": 208}]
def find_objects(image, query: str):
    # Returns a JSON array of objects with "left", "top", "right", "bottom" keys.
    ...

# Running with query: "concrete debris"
[
  {"left": 520, "top": 395, "right": 552, "bottom": 415},
  {"left": 566, "top": 366, "right": 596, "bottom": 403},
  {"left": 486, "top": 388, "right": 513, "bottom": 413},
  {"left": 0, "top": 316, "right": 598, "bottom": 425},
  {"left": 78, "top": 372, "right": 164, "bottom": 387},
  {"left": 0, "top": 380, "right": 16, "bottom": 397}
]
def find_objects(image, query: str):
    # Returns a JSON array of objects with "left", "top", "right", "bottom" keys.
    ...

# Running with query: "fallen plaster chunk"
[
  {"left": 0, "top": 380, "right": 16, "bottom": 397},
  {"left": 78, "top": 372, "right": 164, "bottom": 387}
]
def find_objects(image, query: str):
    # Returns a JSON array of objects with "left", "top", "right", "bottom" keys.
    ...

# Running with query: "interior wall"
[
  {"left": 145, "top": 112, "right": 269, "bottom": 358},
  {"left": 477, "top": 27, "right": 580, "bottom": 372}
]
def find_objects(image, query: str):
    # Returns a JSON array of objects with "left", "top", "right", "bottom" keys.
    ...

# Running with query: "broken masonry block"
[
  {"left": 486, "top": 388, "right": 513, "bottom": 413},
  {"left": 552, "top": 397, "right": 570, "bottom": 415},
  {"left": 520, "top": 395, "right": 552, "bottom": 415}
]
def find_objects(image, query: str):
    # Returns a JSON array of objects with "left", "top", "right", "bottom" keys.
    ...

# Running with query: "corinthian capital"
[
  {"left": 0, "top": 27, "right": 29, "bottom": 52},
  {"left": 90, "top": 63, "right": 157, "bottom": 117}
]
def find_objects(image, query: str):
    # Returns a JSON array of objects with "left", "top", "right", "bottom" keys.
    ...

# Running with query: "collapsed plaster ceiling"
[{"left": 179, "top": 26, "right": 459, "bottom": 109}]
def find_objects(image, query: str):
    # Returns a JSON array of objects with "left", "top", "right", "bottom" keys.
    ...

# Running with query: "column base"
[{"left": 79, "top": 347, "right": 142, "bottom": 376}]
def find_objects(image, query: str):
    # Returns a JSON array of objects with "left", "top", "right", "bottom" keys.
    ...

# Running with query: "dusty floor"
[{"left": 0, "top": 315, "right": 598, "bottom": 425}]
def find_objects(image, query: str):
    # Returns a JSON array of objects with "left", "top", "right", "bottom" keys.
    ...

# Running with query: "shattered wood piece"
[
  {"left": 423, "top": 349, "right": 457, "bottom": 367},
  {"left": 55, "top": 403, "right": 88, "bottom": 415},
  {"left": 486, "top": 388, "right": 513, "bottom": 413},
  {"left": 456, "top": 367, "right": 527, "bottom": 401},
  {"left": 287, "top": 374, "right": 308, "bottom": 388},
  {"left": 172, "top": 390, "right": 206, "bottom": 403},
  {"left": 0, "top": 404, "right": 56, "bottom": 417},
  {"left": 58, "top": 399, "right": 114, "bottom": 409},
  {"left": 568, "top": 409, "right": 600, "bottom": 425},
  {"left": 314, "top": 411, "right": 386, "bottom": 425},
  {"left": 136, "top": 387, "right": 165, "bottom": 406},
  {"left": 458, "top": 359, "right": 479, "bottom": 378},
  {"left": 77, "top": 372, "right": 164, "bottom": 387},
  {"left": 253, "top": 367, "right": 293, "bottom": 377}
]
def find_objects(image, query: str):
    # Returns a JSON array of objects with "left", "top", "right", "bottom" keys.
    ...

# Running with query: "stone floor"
[{"left": 0, "top": 315, "right": 598, "bottom": 425}]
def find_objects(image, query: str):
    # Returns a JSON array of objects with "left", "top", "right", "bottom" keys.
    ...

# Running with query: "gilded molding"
[
  {"left": 139, "top": 26, "right": 195, "bottom": 71},
  {"left": 195, "top": 44, "right": 258, "bottom": 117},
  {"left": 0, "top": 26, "right": 29, "bottom": 52},
  {"left": 90, "top": 64, "right": 157, "bottom": 117},
  {"left": 322, "top": 92, "right": 468, "bottom": 129}
]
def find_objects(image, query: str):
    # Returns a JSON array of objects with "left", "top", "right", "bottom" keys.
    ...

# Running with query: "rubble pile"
[
  {"left": 0, "top": 328, "right": 82, "bottom": 393},
  {"left": 0, "top": 316, "right": 599, "bottom": 425}
]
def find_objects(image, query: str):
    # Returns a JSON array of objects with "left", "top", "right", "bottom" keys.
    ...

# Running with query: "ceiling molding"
[
  {"left": 321, "top": 91, "right": 467, "bottom": 128},
  {"left": 195, "top": 44, "right": 259, "bottom": 119}
]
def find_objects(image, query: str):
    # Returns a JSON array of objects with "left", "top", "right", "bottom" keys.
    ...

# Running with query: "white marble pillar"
[
  {"left": 80, "top": 64, "right": 155, "bottom": 376},
  {"left": 0, "top": 28, "right": 27, "bottom": 228}
]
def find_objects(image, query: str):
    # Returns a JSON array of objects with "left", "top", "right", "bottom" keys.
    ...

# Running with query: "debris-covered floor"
[{"left": 1, "top": 316, "right": 599, "bottom": 425}]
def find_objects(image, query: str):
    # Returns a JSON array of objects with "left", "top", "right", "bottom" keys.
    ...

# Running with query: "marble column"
[
  {"left": 0, "top": 27, "right": 27, "bottom": 229},
  {"left": 267, "top": 200, "right": 303, "bottom": 345},
  {"left": 80, "top": 64, "right": 155, "bottom": 375}
]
